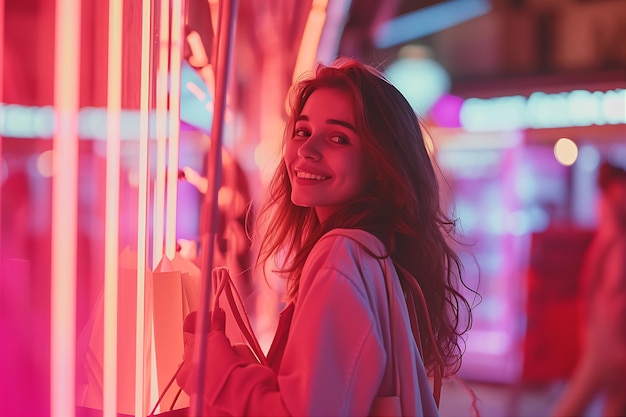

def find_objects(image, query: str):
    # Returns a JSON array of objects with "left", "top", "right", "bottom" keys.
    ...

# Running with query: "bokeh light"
[
  {"left": 384, "top": 45, "right": 450, "bottom": 116},
  {"left": 554, "top": 137, "right": 578, "bottom": 166},
  {"left": 37, "top": 150, "right": 55, "bottom": 177},
  {"left": 577, "top": 145, "right": 601, "bottom": 172}
]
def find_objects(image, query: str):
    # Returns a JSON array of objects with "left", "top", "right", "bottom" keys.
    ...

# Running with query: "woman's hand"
[
  {"left": 177, "top": 307, "right": 256, "bottom": 395},
  {"left": 176, "top": 309, "right": 224, "bottom": 394}
]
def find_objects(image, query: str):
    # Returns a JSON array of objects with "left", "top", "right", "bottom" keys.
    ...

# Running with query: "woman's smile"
[{"left": 295, "top": 170, "right": 330, "bottom": 181}]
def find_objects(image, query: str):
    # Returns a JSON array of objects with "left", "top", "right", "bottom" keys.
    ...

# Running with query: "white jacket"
[{"left": 200, "top": 228, "right": 439, "bottom": 416}]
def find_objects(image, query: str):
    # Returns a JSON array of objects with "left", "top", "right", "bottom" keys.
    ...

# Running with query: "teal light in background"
[
  {"left": 374, "top": 0, "right": 491, "bottom": 49},
  {"left": 0, "top": 60, "right": 215, "bottom": 140},
  {"left": 179, "top": 60, "right": 214, "bottom": 134},
  {"left": 384, "top": 45, "right": 451, "bottom": 117}
]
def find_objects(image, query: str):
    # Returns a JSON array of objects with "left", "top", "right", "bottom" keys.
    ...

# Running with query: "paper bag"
[
  {"left": 151, "top": 251, "right": 204, "bottom": 413},
  {"left": 76, "top": 247, "right": 154, "bottom": 416}
]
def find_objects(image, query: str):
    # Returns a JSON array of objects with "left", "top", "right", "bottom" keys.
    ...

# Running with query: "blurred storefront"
[
  {"left": 427, "top": 71, "right": 626, "bottom": 384},
  {"left": 2, "top": 0, "right": 626, "bottom": 415}
]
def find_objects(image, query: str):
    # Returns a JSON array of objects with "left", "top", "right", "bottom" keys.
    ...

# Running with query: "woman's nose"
[{"left": 297, "top": 135, "right": 322, "bottom": 160}]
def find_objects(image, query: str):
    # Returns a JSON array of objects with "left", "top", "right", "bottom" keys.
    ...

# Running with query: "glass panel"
[
  {"left": 1, "top": 1, "right": 160, "bottom": 415},
  {"left": 2, "top": 1, "right": 58, "bottom": 416},
  {"left": 1, "top": 1, "right": 319, "bottom": 415}
]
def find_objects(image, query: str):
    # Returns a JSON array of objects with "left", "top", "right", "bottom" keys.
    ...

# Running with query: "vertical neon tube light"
[
  {"left": 0, "top": 0, "right": 4, "bottom": 252},
  {"left": 192, "top": 0, "right": 238, "bottom": 413},
  {"left": 292, "top": 0, "right": 328, "bottom": 84},
  {"left": 103, "top": 1, "right": 123, "bottom": 416},
  {"left": 135, "top": 0, "right": 153, "bottom": 415},
  {"left": 165, "top": 0, "right": 184, "bottom": 259},
  {"left": 51, "top": 0, "right": 80, "bottom": 416},
  {"left": 152, "top": 0, "right": 170, "bottom": 267}
]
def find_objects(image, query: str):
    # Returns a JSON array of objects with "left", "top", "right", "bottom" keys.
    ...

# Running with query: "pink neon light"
[
  {"left": 153, "top": 0, "right": 170, "bottom": 267},
  {"left": 165, "top": 0, "right": 184, "bottom": 259},
  {"left": 103, "top": 1, "right": 123, "bottom": 416},
  {"left": 0, "top": 0, "right": 4, "bottom": 257},
  {"left": 135, "top": 1, "right": 153, "bottom": 415},
  {"left": 429, "top": 93, "right": 463, "bottom": 128},
  {"left": 292, "top": 0, "right": 328, "bottom": 83},
  {"left": 51, "top": 1, "right": 80, "bottom": 417}
]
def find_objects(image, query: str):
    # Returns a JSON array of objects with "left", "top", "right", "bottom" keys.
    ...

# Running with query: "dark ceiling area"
[{"left": 338, "top": 0, "right": 449, "bottom": 58}]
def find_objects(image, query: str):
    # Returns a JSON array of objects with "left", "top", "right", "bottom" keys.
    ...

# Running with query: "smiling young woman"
[{"left": 175, "top": 57, "right": 476, "bottom": 417}]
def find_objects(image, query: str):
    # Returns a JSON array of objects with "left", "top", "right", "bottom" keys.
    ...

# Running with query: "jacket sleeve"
[{"left": 201, "top": 234, "right": 387, "bottom": 416}]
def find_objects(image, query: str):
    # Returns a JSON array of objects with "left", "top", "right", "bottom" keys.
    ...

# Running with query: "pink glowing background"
[{"left": 1, "top": 1, "right": 625, "bottom": 416}]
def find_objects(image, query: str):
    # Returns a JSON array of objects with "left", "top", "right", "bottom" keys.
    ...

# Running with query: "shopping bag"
[{"left": 76, "top": 246, "right": 153, "bottom": 416}]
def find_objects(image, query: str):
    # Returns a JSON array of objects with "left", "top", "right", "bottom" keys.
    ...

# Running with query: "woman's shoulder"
[
  {"left": 306, "top": 228, "right": 388, "bottom": 270},
  {"left": 300, "top": 228, "right": 389, "bottom": 298},
  {"left": 317, "top": 228, "right": 386, "bottom": 254}
]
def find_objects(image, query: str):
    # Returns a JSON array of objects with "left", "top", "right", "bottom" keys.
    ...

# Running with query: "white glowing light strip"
[
  {"left": 460, "top": 88, "right": 626, "bottom": 132},
  {"left": 153, "top": 0, "right": 170, "bottom": 267},
  {"left": 165, "top": 0, "right": 183, "bottom": 259},
  {"left": 51, "top": 0, "right": 80, "bottom": 416},
  {"left": 292, "top": 0, "right": 328, "bottom": 83},
  {"left": 2, "top": 89, "right": 624, "bottom": 140},
  {"left": 0, "top": 104, "right": 159, "bottom": 140},
  {"left": 103, "top": 1, "right": 122, "bottom": 416},
  {"left": 135, "top": 0, "right": 152, "bottom": 414},
  {"left": 374, "top": 0, "right": 491, "bottom": 49}
]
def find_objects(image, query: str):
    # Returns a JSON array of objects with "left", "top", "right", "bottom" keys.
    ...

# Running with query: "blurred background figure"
[
  {"left": 179, "top": 147, "right": 255, "bottom": 308},
  {"left": 551, "top": 160, "right": 626, "bottom": 417}
]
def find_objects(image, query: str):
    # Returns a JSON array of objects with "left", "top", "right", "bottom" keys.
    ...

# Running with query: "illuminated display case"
[
  {"left": 431, "top": 77, "right": 626, "bottom": 384},
  {"left": 436, "top": 131, "right": 531, "bottom": 383},
  {"left": 2, "top": 1, "right": 626, "bottom": 415}
]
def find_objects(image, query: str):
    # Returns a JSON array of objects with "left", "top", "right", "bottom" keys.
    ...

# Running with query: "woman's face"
[{"left": 284, "top": 87, "right": 375, "bottom": 222}]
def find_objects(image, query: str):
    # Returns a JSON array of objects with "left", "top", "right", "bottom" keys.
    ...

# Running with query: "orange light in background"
[
  {"left": 292, "top": 0, "right": 328, "bottom": 83},
  {"left": 187, "top": 30, "right": 209, "bottom": 67},
  {"left": 422, "top": 127, "right": 435, "bottom": 156},
  {"left": 51, "top": 0, "right": 81, "bottom": 416},
  {"left": 207, "top": 0, "right": 220, "bottom": 47},
  {"left": 554, "top": 137, "right": 578, "bottom": 166},
  {"left": 165, "top": 0, "right": 184, "bottom": 260},
  {"left": 153, "top": 0, "right": 170, "bottom": 267},
  {"left": 103, "top": 0, "right": 123, "bottom": 416},
  {"left": 254, "top": 136, "right": 281, "bottom": 187},
  {"left": 135, "top": 1, "right": 154, "bottom": 415},
  {"left": 36, "top": 150, "right": 54, "bottom": 177}
]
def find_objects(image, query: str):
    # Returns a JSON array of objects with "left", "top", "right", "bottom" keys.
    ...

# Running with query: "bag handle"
[
  {"left": 148, "top": 268, "right": 267, "bottom": 416},
  {"left": 392, "top": 261, "right": 444, "bottom": 407},
  {"left": 212, "top": 267, "right": 268, "bottom": 366},
  {"left": 381, "top": 262, "right": 401, "bottom": 399}
]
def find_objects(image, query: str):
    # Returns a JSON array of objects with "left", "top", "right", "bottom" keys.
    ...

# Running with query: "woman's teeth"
[{"left": 296, "top": 171, "right": 328, "bottom": 180}]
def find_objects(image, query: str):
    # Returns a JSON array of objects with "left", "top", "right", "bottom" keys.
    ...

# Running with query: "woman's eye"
[
  {"left": 293, "top": 128, "right": 309, "bottom": 138},
  {"left": 330, "top": 134, "right": 349, "bottom": 144}
]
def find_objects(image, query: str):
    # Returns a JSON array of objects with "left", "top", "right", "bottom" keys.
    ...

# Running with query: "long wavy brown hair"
[{"left": 254, "top": 57, "right": 475, "bottom": 376}]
